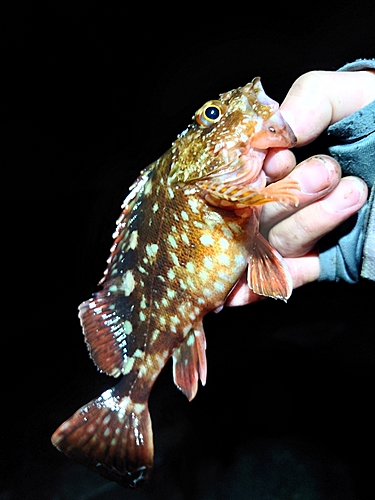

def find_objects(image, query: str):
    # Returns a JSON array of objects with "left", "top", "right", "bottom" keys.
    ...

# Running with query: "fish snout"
[{"left": 251, "top": 111, "right": 297, "bottom": 149}]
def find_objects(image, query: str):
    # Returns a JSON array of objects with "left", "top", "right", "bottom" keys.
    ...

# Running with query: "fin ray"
[
  {"left": 172, "top": 327, "right": 207, "bottom": 401},
  {"left": 51, "top": 386, "right": 153, "bottom": 488},
  {"left": 199, "top": 178, "right": 299, "bottom": 207},
  {"left": 247, "top": 232, "right": 293, "bottom": 301}
]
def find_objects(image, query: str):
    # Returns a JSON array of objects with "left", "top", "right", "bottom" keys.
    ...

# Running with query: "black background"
[{"left": 1, "top": 3, "right": 375, "bottom": 499}]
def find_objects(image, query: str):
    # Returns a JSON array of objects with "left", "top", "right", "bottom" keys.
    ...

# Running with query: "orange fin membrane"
[
  {"left": 172, "top": 326, "right": 207, "bottom": 401},
  {"left": 248, "top": 232, "right": 292, "bottom": 301},
  {"left": 51, "top": 383, "right": 153, "bottom": 488}
]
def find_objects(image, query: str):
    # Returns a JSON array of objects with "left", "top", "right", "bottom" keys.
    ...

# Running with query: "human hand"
[{"left": 227, "top": 70, "right": 375, "bottom": 306}]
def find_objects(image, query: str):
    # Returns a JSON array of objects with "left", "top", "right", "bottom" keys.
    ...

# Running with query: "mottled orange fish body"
[{"left": 51, "top": 78, "right": 299, "bottom": 487}]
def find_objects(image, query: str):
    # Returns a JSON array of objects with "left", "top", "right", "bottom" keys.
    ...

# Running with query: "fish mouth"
[{"left": 282, "top": 121, "right": 297, "bottom": 147}]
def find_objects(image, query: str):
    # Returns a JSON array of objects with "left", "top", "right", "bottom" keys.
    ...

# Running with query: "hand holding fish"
[
  {"left": 227, "top": 69, "right": 375, "bottom": 306},
  {"left": 52, "top": 73, "right": 373, "bottom": 487}
]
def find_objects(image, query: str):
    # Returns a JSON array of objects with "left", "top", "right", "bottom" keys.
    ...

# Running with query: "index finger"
[{"left": 280, "top": 70, "right": 375, "bottom": 146}]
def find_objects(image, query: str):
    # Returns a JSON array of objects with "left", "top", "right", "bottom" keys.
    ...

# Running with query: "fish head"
[{"left": 168, "top": 77, "right": 296, "bottom": 185}]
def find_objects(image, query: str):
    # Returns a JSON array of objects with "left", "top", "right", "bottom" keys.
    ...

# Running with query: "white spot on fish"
[
  {"left": 167, "top": 268, "right": 175, "bottom": 280},
  {"left": 219, "top": 237, "right": 229, "bottom": 249},
  {"left": 200, "top": 234, "right": 214, "bottom": 246},
  {"left": 146, "top": 243, "right": 159, "bottom": 260},
  {"left": 124, "top": 320, "right": 133, "bottom": 335},
  {"left": 178, "top": 304, "right": 186, "bottom": 315},
  {"left": 144, "top": 180, "right": 153, "bottom": 196},
  {"left": 188, "top": 198, "right": 200, "bottom": 214},
  {"left": 235, "top": 254, "right": 246, "bottom": 267},
  {"left": 140, "top": 295, "right": 147, "bottom": 309},
  {"left": 167, "top": 288, "right": 176, "bottom": 299},
  {"left": 214, "top": 281, "right": 225, "bottom": 292},
  {"left": 162, "top": 298, "right": 169, "bottom": 307},
  {"left": 218, "top": 253, "right": 230, "bottom": 266},
  {"left": 134, "top": 403, "right": 146, "bottom": 413},
  {"left": 186, "top": 262, "right": 195, "bottom": 273},
  {"left": 218, "top": 270, "right": 232, "bottom": 281},
  {"left": 181, "top": 232, "right": 190, "bottom": 245},
  {"left": 228, "top": 222, "right": 243, "bottom": 235},
  {"left": 222, "top": 226, "right": 234, "bottom": 239},
  {"left": 168, "top": 187, "right": 175, "bottom": 199},
  {"left": 123, "top": 270, "right": 135, "bottom": 296},
  {"left": 203, "top": 256, "right": 213, "bottom": 270},
  {"left": 186, "top": 277, "right": 196, "bottom": 289},
  {"left": 129, "top": 230, "right": 139, "bottom": 249},
  {"left": 152, "top": 202, "right": 159, "bottom": 213},
  {"left": 169, "top": 252, "right": 180, "bottom": 266},
  {"left": 151, "top": 329, "right": 160, "bottom": 342},
  {"left": 122, "top": 356, "right": 135, "bottom": 375},
  {"left": 181, "top": 210, "right": 189, "bottom": 221},
  {"left": 139, "top": 311, "right": 146, "bottom": 322},
  {"left": 133, "top": 349, "right": 144, "bottom": 358},
  {"left": 138, "top": 365, "right": 148, "bottom": 378},
  {"left": 168, "top": 234, "right": 178, "bottom": 249},
  {"left": 199, "top": 270, "right": 208, "bottom": 281},
  {"left": 187, "top": 334, "right": 195, "bottom": 346}
]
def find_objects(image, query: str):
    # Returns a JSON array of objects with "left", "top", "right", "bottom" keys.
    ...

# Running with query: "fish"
[{"left": 51, "top": 77, "right": 299, "bottom": 487}]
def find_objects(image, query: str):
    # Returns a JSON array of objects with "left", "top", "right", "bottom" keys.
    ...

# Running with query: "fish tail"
[{"left": 51, "top": 386, "right": 153, "bottom": 488}]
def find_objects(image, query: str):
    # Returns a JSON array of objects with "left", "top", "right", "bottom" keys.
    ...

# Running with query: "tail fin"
[{"left": 51, "top": 387, "right": 153, "bottom": 488}]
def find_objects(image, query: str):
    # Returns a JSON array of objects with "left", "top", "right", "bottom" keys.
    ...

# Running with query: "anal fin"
[
  {"left": 172, "top": 326, "right": 207, "bottom": 401},
  {"left": 248, "top": 232, "right": 293, "bottom": 301}
]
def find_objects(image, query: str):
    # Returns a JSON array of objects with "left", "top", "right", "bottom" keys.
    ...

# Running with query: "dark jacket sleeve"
[{"left": 318, "top": 58, "right": 375, "bottom": 282}]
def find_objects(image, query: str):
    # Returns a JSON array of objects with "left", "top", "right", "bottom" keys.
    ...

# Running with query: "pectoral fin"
[
  {"left": 200, "top": 177, "right": 299, "bottom": 208},
  {"left": 172, "top": 326, "right": 207, "bottom": 401},
  {"left": 247, "top": 232, "right": 293, "bottom": 301}
]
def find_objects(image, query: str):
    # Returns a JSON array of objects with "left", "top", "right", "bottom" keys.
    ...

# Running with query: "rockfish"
[{"left": 51, "top": 77, "right": 298, "bottom": 487}]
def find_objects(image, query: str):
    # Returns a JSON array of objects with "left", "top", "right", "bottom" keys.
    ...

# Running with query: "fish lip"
[{"left": 284, "top": 121, "right": 297, "bottom": 147}]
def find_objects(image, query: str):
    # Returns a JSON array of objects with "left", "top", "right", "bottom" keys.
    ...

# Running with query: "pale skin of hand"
[{"left": 227, "top": 70, "right": 375, "bottom": 306}]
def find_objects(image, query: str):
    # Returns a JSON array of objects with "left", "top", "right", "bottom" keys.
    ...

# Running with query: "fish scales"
[{"left": 52, "top": 77, "right": 299, "bottom": 487}]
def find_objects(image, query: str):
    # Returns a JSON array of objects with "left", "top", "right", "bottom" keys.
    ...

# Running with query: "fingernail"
[
  {"left": 297, "top": 155, "right": 338, "bottom": 195},
  {"left": 321, "top": 177, "right": 367, "bottom": 213}
]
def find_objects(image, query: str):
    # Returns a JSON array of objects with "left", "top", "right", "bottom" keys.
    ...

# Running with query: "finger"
[
  {"left": 225, "top": 274, "right": 265, "bottom": 306},
  {"left": 284, "top": 252, "right": 321, "bottom": 290},
  {"left": 268, "top": 176, "right": 368, "bottom": 258},
  {"left": 263, "top": 148, "right": 296, "bottom": 183},
  {"left": 281, "top": 70, "right": 375, "bottom": 146},
  {"left": 261, "top": 155, "right": 341, "bottom": 235}
]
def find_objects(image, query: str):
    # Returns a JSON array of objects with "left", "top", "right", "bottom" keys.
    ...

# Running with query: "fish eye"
[
  {"left": 269, "top": 126, "right": 276, "bottom": 133},
  {"left": 195, "top": 100, "right": 223, "bottom": 127}
]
